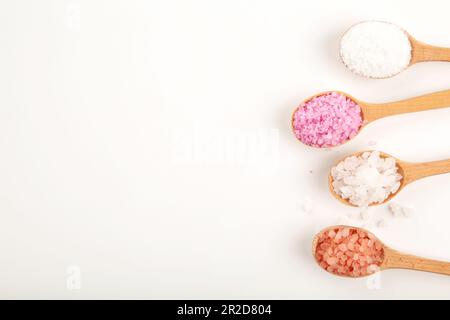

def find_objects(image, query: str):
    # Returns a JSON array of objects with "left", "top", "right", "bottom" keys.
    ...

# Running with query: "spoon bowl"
[
  {"left": 340, "top": 21, "right": 450, "bottom": 79},
  {"left": 313, "top": 225, "right": 450, "bottom": 278},
  {"left": 328, "top": 151, "right": 406, "bottom": 207},
  {"left": 290, "top": 90, "right": 364, "bottom": 149},
  {"left": 329, "top": 150, "right": 450, "bottom": 207},
  {"left": 312, "top": 225, "right": 385, "bottom": 278}
]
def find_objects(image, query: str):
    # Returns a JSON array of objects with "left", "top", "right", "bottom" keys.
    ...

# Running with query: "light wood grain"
[
  {"left": 329, "top": 151, "right": 450, "bottom": 207},
  {"left": 360, "top": 89, "right": 450, "bottom": 122},
  {"left": 410, "top": 37, "right": 450, "bottom": 64},
  {"left": 400, "top": 159, "right": 450, "bottom": 185},
  {"left": 382, "top": 247, "right": 450, "bottom": 276}
]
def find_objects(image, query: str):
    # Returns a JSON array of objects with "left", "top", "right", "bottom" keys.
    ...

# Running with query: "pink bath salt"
[
  {"left": 292, "top": 92, "right": 363, "bottom": 147},
  {"left": 314, "top": 226, "right": 384, "bottom": 277}
]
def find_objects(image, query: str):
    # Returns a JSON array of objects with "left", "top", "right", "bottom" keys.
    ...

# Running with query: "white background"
[{"left": 0, "top": 0, "right": 449, "bottom": 299}]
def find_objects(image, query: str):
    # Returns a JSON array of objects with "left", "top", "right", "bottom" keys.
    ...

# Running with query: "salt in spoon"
[
  {"left": 340, "top": 21, "right": 450, "bottom": 79},
  {"left": 313, "top": 225, "right": 450, "bottom": 277},
  {"left": 292, "top": 89, "right": 450, "bottom": 148},
  {"left": 329, "top": 151, "right": 450, "bottom": 207}
]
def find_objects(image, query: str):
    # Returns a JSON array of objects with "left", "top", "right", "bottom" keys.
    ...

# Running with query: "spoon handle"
[
  {"left": 383, "top": 248, "right": 450, "bottom": 276},
  {"left": 411, "top": 39, "right": 450, "bottom": 64},
  {"left": 362, "top": 89, "right": 450, "bottom": 122},
  {"left": 401, "top": 159, "right": 450, "bottom": 184}
]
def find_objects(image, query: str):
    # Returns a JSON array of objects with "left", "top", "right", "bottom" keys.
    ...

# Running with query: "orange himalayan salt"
[{"left": 314, "top": 226, "right": 384, "bottom": 277}]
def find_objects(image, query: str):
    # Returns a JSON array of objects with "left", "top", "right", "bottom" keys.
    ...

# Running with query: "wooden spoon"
[
  {"left": 340, "top": 21, "right": 450, "bottom": 78},
  {"left": 292, "top": 89, "right": 450, "bottom": 148},
  {"left": 329, "top": 151, "right": 450, "bottom": 207},
  {"left": 357, "top": 89, "right": 450, "bottom": 123},
  {"left": 410, "top": 36, "right": 450, "bottom": 65},
  {"left": 313, "top": 225, "right": 450, "bottom": 277}
]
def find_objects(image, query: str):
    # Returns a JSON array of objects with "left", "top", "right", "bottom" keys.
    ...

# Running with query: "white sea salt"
[
  {"left": 360, "top": 207, "right": 371, "bottom": 221},
  {"left": 401, "top": 206, "right": 415, "bottom": 217},
  {"left": 331, "top": 151, "right": 403, "bottom": 207},
  {"left": 388, "top": 202, "right": 415, "bottom": 218},
  {"left": 301, "top": 197, "right": 313, "bottom": 214},
  {"left": 388, "top": 203, "right": 403, "bottom": 217},
  {"left": 340, "top": 21, "right": 412, "bottom": 78},
  {"left": 377, "top": 219, "right": 388, "bottom": 228}
]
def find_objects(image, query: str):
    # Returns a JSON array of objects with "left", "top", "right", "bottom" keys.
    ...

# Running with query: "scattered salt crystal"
[
  {"left": 360, "top": 207, "right": 371, "bottom": 221},
  {"left": 331, "top": 151, "right": 403, "bottom": 207},
  {"left": 301, "top": 197, "right": 313, "bottom": 214},
  {"left": 388, "top": 202, "right": 402, "bottom": 217},
  {"left": 292, "top": 92, "right": 363, "bottom": 148},
  {"left": 401, "top": 206, "right": 415, "bottom": 217},
  {"left": 340, "top": 21, "right": 412, "bottom": 78},
  {"left": 388, "top": 203, "right": 402, "bottom": 217},
  {"left": 388, "top": 202, "right": 415, "bottom": 218},
  {"left": 377, "top": 219, "right": 388, "bottom": 228}
]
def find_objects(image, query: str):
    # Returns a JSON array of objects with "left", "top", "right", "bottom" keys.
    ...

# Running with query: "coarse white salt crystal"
[
  {"left": 388, "top": 203, "right": 403, "bottom": 217},
  {"left": 377, "top": 219, "right": 388, "bottom": 228},
  {"left": 388, "top": 202, "right": 415, "bottom": 218},
  {"left": 401, "top": 206, "right": 415, "bottom": 217},
  {"left": 331, "top": 151, "right": 403, "bottom": 207},
  {"left": 340, "top": 21, "right": 412, "bottom": 78},
  {"left": 301, "top": 197, "right": 313, "bottom": 214},
  {"left": 360, "top": 207, "right": 371, "bottom": 221}
]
